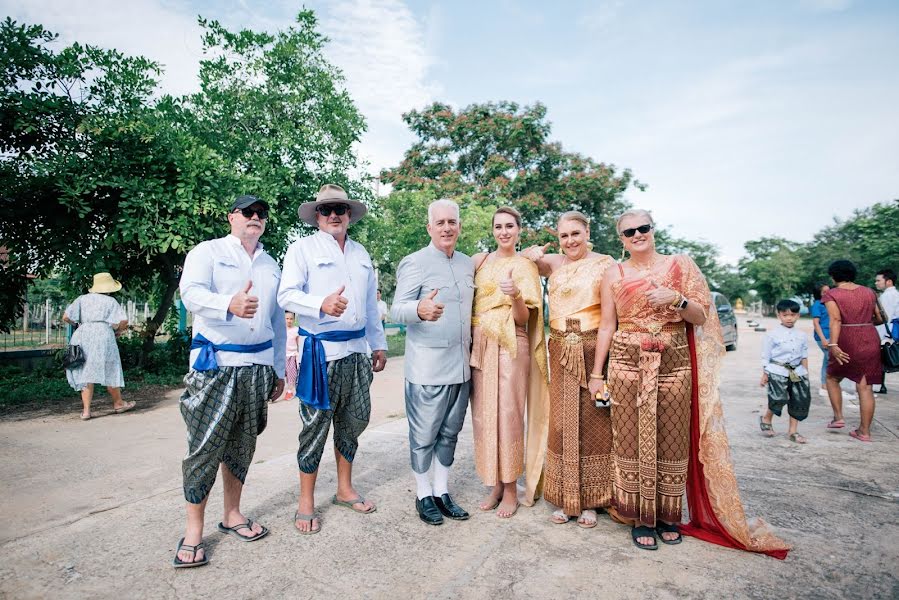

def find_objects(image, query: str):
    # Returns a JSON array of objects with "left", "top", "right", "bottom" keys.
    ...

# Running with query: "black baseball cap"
[{"left": 230, "top": 195, "right": 269, "bottom": 211}]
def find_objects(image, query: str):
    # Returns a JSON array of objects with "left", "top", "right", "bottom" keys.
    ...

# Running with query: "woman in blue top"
[{"left": 810, "top": 282, "right": 830, "bottom": 397}]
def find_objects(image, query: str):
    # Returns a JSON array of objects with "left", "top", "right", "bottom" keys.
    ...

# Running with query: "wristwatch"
[{"left": 676, "top": 296, "right": 688, "bottom": 311}]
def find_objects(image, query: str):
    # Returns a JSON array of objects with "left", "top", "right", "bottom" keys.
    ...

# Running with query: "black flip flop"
[
  {"left": 217, "top": 518, "right": 270, "bottom": 542},
  {"left": 631, "top": 526, "right": 658, "bottom": 551},
  {"left": 655, "top": 521, "right": 683, "bottom": 545},
  {"left": 172, "top": 537, "right": 209, "bottom": 568}
]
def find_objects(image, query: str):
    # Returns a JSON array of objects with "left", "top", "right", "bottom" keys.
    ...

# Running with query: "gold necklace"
[{"left": 630, "top": 255, "right": 659, "bottom": 273}]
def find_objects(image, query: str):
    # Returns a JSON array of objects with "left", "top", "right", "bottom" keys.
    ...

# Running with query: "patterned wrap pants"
[
  {"left": 608, "top": 330, "right": 691, "bottom": 527},
  {"left": 297, "top": 352, "right": 373, "bottom": 474},
  {"left": 180, "top": 365, "right": 274, "bottom": 504}
]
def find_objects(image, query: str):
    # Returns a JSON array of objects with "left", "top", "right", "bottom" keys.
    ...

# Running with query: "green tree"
[
  {"left": 0, "top": 14, "right": 368, "bottom": 356},
  {"left": 738, "top": 237, "right": 804, "bottom": 305},
  {"left": 357, "top": 190, "right": 494, "bottom": 298},
  {"left": 797, "top": 200, "right": 899, "bottom": 292},
  {"left": 380, "top": 101, "right": 643, "bottom": 256}
]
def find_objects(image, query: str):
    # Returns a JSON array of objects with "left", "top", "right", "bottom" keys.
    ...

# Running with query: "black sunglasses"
[
  {"left": 235, "top": 206, "right": 268, "bottom": 219},
  {"left": 316, "top": 203, "right": 349, "bottom": 217},
  {"left": 620, "top": 224, "right": 653, "bottom": 238}
]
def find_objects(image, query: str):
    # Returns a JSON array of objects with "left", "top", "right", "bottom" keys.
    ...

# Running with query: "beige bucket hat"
[
  {"left": 297, "top": 184, "right": 367, "bottom": 227},
  {"left": 88, "top": 272, "right": 122, "bottom": 294}
]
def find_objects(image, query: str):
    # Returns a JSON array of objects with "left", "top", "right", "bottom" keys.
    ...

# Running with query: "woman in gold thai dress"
[
  {"left": 590, "top": 209, "right": 790, "bottom": 557},
  {"left": 470, "top": 207, "right": 549, "bottom": 518},
  {"left": 523, "top": 211, "right": 615, "bottom": 528}
]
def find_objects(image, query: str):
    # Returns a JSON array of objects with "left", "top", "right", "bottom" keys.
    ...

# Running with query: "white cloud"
[
  {"left": 0, "top": 0, "right": 204, "bottom": 97},
  {"left": 318, "top": 0, "right": 440, "bottom": 176}
]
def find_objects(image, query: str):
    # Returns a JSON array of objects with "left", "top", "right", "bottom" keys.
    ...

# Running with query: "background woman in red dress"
[{"left": 822, "top": 259, "right": 888, "bottom": 442}]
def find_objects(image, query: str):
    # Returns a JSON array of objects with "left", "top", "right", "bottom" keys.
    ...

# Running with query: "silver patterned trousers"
[
  {"left": 179, "top": 365, "right": 274, "bottom": 504},
  {"left": 405, "top": 380, "right": 470, "bottom": 474}
]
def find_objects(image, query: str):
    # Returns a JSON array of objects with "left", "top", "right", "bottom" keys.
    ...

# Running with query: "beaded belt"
[
  {"left": 549, "top": 328, "right": 597, "bottom": 346},
  {"left": 841, "top": 323, "right": 873, "bottom": 327},
  {"left": 618, "top": 321, "right": 686, "bottom": 334}
]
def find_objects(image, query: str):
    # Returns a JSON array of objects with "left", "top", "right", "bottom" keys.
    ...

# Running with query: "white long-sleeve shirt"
[
  {"left": 878, "top": 286, "right": 899, "bottom": 340},
  {"left": 278, "top": 231, "right": 387, "bottom": 362},
  {"left": 179, "top": 235, "right": 286, "bottom": 378},
  {"left": 761, "top": 324, "right": 808, "bottom": 377}
]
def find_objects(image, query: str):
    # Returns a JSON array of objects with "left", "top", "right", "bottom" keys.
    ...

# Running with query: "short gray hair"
[
  {"left": 616, "top": 208, "right": 654, "bottom": 233},
  {"left": 428, "top": 198, "right": 460, "bottom": 224}
]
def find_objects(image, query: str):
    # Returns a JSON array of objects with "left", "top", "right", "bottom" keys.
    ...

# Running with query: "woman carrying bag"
[{"left": 63, "top": 272, "right": 135, "bottom": 420}]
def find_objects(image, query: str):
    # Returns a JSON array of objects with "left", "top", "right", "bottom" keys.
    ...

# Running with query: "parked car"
[{"left": 712, "top": 291, "right": 739, "bottom": 351}]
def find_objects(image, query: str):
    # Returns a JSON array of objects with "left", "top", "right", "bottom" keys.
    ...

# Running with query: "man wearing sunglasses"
[
  {"left": 278, "top": 183, "right": 387, "bottom": 534},
  {"left": 173, "top": 194, "right": 286, "bottom": 567}
]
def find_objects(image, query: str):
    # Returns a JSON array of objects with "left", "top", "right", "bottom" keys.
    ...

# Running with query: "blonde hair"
[
  {"left": 493, "top": 206, "right": 522, "bottom": 227},
  {"left": 616, "top": 209, "right": 654, "bottom": 233},
  {"left": 557, "top": 210, "right": 590, "bottom": 231}
]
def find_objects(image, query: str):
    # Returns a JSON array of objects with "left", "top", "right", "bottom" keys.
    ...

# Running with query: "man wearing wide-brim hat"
[{"left": 278, "top": 183, "right": 387, "bottom": 534}]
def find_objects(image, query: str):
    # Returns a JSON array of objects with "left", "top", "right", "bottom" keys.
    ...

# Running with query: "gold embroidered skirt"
[
  {"left": 470, "top": 325, "right": 529, "bottom": 486},
  {"left": 544, "top": 322, "right": 613, "bottom": 516},
  {"left": 608, "top": 328, "right": 691, "bottom": 527}
]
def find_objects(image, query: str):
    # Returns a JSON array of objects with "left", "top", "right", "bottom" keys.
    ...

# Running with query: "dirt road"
[{"left": 1, "top": 317, "right": 896, "bottom": 599}]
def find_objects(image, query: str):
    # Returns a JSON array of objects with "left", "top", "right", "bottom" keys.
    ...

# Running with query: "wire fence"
[{"left": 0, "top": 300, "right": 156, "bottom": 351}]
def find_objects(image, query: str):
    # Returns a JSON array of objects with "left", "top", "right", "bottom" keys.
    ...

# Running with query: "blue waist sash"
[
  {"left": 190, "top": 333, "right": 273, "bottom": 371},
  {"left": 298, "top": 327, "right": 366, "bottom": 410}
]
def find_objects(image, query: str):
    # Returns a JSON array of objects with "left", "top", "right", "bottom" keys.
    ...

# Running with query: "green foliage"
[
  {"left": 0, "top": 14, "right": 368, "bottom": 354},
  {"left": 356, "top": 190, "right": 495, "bottom": 297},
  {"left": 738, "top": 237, "right": 803, "bottom": 305},
  {"left": 796, "top": 200, "right": 898, "bottom": 292},
  {"left": 380, "top": 101, "right": 642, "bottom": 258}
]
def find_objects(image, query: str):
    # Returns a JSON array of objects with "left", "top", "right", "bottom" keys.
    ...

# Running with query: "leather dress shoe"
[
  {"left": 416, "top": 496, "right": 444, "bottom": 526},
  {"left": 434, "top": 493, "right": 470, "bottom": 520}
]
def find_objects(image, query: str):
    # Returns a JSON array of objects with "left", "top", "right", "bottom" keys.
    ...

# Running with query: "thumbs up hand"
[
  {"left": 417, "top": 288, "right": 445, "bottom": 321},
  {"left": 322, "top": 284, "right": 349, "bottom": 317},
  {"left": 521, "top": 243, "right": 552, "bottom": 262},
  {"left": 229, "top": 280, "right": 259, "bottom": 318},
  {"left": 500, "top": 268, "right": 520, "bottom": 298},
  {"left": 644, "top": 279, "right": 679, "bottom": 309}
]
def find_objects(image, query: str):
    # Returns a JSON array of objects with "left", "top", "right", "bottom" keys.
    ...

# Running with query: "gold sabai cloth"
[{"left": 470, "top": 256, "right": 549, "bottom": 506}]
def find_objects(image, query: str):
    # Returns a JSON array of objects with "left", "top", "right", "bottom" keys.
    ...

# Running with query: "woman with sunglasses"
[
  {"left": 470, "top": 206, "right": 549, "bottom": 518},
  {"left": 521, "top": 211, "right": 616, "bottom": 529},
  {"left": 589, "top": 209, "right": 789, "bottom": 557}
]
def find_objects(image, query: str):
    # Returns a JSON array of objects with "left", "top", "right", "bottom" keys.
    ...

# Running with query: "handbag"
[
  {"left": 876, "top": 300, "right": 899, "bottom": 372},
  {"left": 62, "top": 344, "right": 85, "bottom": 369}
]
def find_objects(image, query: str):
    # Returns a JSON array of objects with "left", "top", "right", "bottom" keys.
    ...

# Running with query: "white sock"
[
  {"left": 414, "top": 470, "right": 432, "bottom": 500},
  {"left": 433, "top": 461, "right": 450, "bottom": 496}
]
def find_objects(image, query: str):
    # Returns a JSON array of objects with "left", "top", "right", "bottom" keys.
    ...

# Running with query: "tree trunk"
[{"left": 138, "top": 260, "right": 181, "bottom": 367}]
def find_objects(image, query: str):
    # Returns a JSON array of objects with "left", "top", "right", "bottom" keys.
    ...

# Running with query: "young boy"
[{"left": 760, "top": 299, "right": 810, "bottom": 443}]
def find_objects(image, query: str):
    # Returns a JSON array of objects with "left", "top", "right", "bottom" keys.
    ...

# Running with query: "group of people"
[
  {"left": 163, "top": 186, "right": 793, "bottom": 569},
  {"left": 760, "top": 264, "right": 896, "bottom": 444}
]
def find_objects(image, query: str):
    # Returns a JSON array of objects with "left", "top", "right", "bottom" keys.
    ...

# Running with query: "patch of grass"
[{"left": 387, "top": 332, "right": 406, "bottom": 358}]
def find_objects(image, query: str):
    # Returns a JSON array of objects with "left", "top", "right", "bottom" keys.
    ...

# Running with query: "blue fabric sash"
[
  {"left": 190, "top": 333, "right": 273, "bottom": 371},
  {"left": 298, "top": 327, "right": 366, "bottom": 410}
]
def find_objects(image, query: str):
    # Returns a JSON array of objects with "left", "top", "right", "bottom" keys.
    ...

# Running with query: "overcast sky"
[{"left": 4, "top": 0, "right": 897, "bottom": 263}]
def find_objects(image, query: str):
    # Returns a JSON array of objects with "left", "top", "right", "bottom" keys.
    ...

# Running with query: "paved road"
[{"left": 1, "top": 316, "right": 897, "bottom": 599}]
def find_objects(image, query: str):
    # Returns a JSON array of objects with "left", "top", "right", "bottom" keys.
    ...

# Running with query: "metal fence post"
[
  {"left": 177, "top": 299, "right": 187, "bottom": 333},
  {"left": 45, "top": 299, "right": 51, "bottom": 345}
]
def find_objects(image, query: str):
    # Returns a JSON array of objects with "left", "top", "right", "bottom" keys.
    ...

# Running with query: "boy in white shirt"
[{"left": 759, "top": 299, "right": 810, "bottom": 444}]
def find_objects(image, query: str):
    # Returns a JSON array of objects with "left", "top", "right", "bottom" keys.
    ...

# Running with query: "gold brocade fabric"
[
  {"left": 547, "top": 254, "right": 614, "bottom": 386},
  {"left": 548, "top": 255, "right": 614, "bottom": 330},
  {"left": 612, "top": 255, "right": 790, "bottom": 554},
  {"left": 470, "top": 255, "right": 550, "bottom": 506},
  {"left": 544, "top": 321, "right": 613, "bottom": 516}
]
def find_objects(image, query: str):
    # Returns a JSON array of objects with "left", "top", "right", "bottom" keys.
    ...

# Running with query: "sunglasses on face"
[
  {"left": 316, "top": 204, "right": 349, "bottom": 217},
  {"left": 235, "top": 206, "right": 268, "bottom": 219},
  {"left": 620, "top": 224, "right": 653, "bottom": 238}
]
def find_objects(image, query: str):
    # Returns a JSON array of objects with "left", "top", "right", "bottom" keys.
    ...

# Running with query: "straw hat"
[
  {"left": 297, "top": 184, "right": 367, "bottom": 227},
  {"left": 88, "top": 272, "right": 122, "bottom": 294}
]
